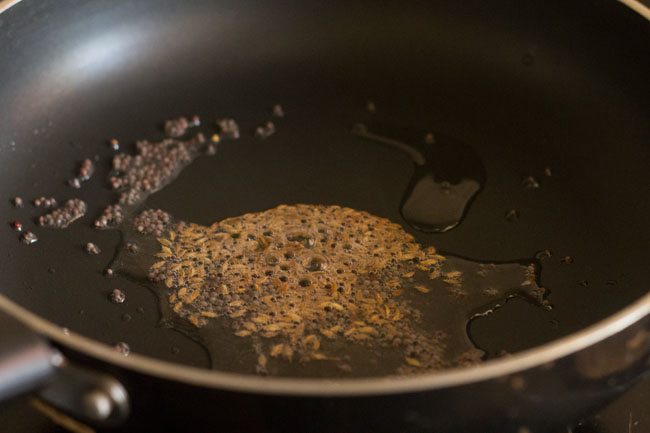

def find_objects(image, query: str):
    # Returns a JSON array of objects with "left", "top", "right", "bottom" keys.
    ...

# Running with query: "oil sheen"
[
  {"left": 112, "top": 205, "right": 547, "bottom": 378},
  {"left": 103, "top": 116, "right": 546, "bottom": 378},
  {"left": 352, "top": 121, "right": 485, "bottom": 232}
]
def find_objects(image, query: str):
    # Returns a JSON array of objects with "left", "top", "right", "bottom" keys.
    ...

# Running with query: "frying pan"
[{"left": 0, "top": 0, "right": 649, "bottom": 432}]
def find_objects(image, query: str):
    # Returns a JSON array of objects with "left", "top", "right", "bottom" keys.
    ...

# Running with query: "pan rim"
[
  {"left": 1, "top": 291, "right": 649, "bottom": 396},
  {"left": 0, "top": 0, "right": 648, "bottom": 397},
  {"left": 1, "top": 0, "right": 648, "bottom": 19},
  {"left": 2, "top": 0, "right": 650, "bottom": 17}
]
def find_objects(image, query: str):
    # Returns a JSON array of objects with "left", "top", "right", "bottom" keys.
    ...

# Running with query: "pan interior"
[{"left": 0, "top": 0, "right": 648, "bottom": 375}]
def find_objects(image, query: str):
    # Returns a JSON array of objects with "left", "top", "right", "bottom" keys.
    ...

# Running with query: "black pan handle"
[
  {"left": 0, "top": 299, "right": 130, "bottom": 425},
  {"left": 0, "top": 306, "right": 60, "bottom": 401}
]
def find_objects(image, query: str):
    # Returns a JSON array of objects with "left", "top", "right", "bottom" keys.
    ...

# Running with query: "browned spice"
[
  {"left": 133, "top": 209, "right": 172, "bottom": 237},
  {"left": 95, "top": 134, "right": 207, "bottom": 229},
  {"left": 84, "top": 242, "right": 101, "bottom": 255},
  {"left": 37, "top": 199, "right": 87, "bottom": 229},
  {"left": 149, "top": 204, "right": 469, "bottom": 371},
  {"left": 33, "top": 197, "right": 58, "bottom": 208}
]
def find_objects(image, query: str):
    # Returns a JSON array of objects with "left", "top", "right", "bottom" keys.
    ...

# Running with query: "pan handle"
[
  {"left": 0, "top": 306, "right": 61, "bottom": 402},
  {"left": 0, "top": 303, "right": 129, "bottom": 425}
]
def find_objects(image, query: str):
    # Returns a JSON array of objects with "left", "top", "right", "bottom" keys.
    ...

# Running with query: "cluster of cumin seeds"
[{"left": 149, "top": 204, "right": 471, "bottom": 371}]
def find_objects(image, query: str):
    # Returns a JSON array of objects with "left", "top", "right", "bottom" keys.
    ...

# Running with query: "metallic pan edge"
[
  {"left": 0, "top": 292, "right": 649, "bottom": 396},
  {"left": 0, "top": 0, "right": 20, "bottom": 14}
]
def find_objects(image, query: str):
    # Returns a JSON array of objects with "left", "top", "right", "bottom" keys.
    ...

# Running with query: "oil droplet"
[
  {"left": 578, "top": 279, "right": 589, "bottom": 287},
  {"left": 114, "top": 342, "right": 130, "bottom": 356},
  {"left": 543, "top": 166, "right": 552, "bottom": 177},
  {"left": 505, "top": 209, "right": 520, "bottom": 222},
  {"left": 366, "top": 100, "right": 376, "bottom": 113},
  {"left": 352, "top": 122, "right": 485, "bottom": 232},
  {"left": 109, "top": 138, "right": 120, "bottom": 151},
  {"left": 10, "top": 220, "right": 23, "bottom": 232}
]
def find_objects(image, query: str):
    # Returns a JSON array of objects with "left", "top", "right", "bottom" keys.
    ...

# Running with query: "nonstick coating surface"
[{"left": 0, "top": 0, "right": 648, "bottom": 372}]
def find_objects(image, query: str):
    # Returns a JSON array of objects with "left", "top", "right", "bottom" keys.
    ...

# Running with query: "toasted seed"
[
  {"left": 264, "top": 323, "right": 282, "bottom": 332},
  {"left": 319, "top": 301, "right": 344, "bottom": 311},
  {"left": 261, "top": 331, "right": 278, "bottom": 338},
  {"left": 188, "top": 315, "right": 204, "bottom": 327},
  {"left": 321, "top": 329, "right": 336, "bottom": 339},
  {"left": 257, "top": 354, "right": 267, "bottom": 368},
  {"left": 20, "top": 231, "right": 38, "bottom": 245},
  {"left": 146, "top": 204, "right": 502, "bottom": 373},
  {"left": 251, "top": 314, "right": 271, "bottom": 323},
  {"left": 358, "top": 326, "right": 379, "bottom": 336},
  {"left": 229, "top": 309, "right": 247, "bottom": 318},
  {"left": 351, "top": 333, "right": 370, "bottom": 341},
  {"left": 114, "top": 342, "right": 130, "bottom": 356},
  {"left": 270, "top": 344, "right": 285, "bottom": 357},
  {"left": 109, "top": 289, "right": 126, "bottom": 304},
  {"left": 405, "top": 357, "right": 422, "bottom": 367},
  {"left": 303, "top": 335, "right": 320, "bottom": 351}
]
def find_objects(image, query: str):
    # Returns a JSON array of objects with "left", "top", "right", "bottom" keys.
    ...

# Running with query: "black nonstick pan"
[{"left": 0, "top": 0, "right": 649, "bottom": 432}]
